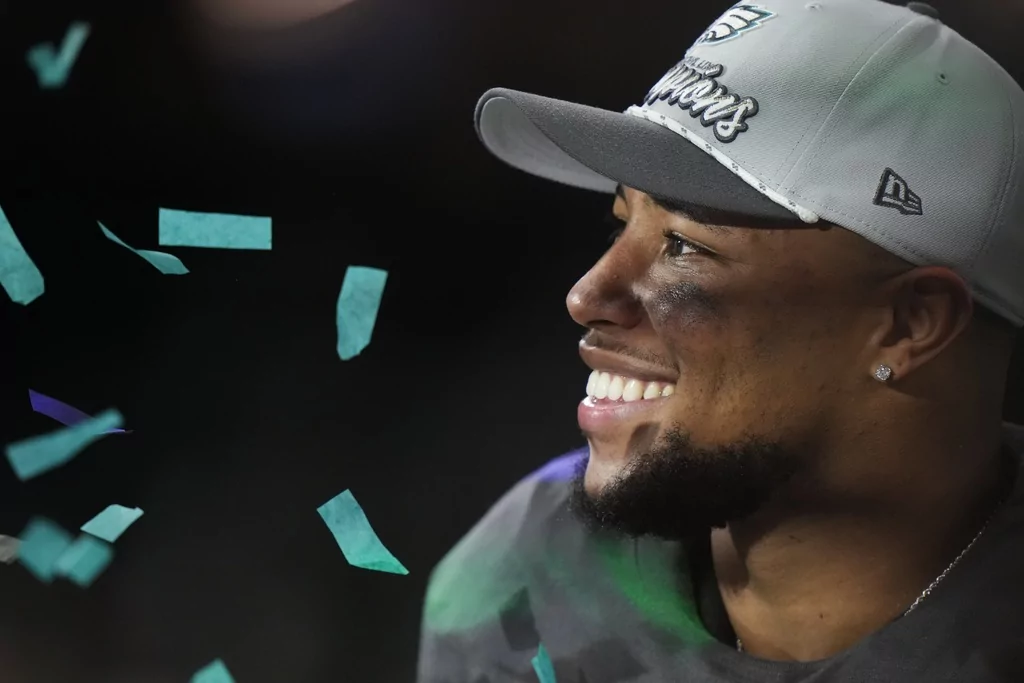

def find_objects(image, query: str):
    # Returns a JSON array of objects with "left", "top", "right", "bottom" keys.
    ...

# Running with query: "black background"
[{"left": 0, "top": 1, "right": 1021, "bottom": 682}]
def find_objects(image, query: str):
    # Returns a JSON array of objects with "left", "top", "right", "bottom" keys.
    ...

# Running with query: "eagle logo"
[{"left": 695, "top": 3, "right": 776, "bottom": 46}]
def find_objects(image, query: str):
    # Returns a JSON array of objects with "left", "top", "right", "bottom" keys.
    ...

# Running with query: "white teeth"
[
  {"left": 607, "top": 375, "right": 624, "bottom": 401},
  {"left": 585, "top": 372, "right": 678, "bottom": 402},
  {"left": 622, "top": 379, "right": 644, "bottom": 402}
]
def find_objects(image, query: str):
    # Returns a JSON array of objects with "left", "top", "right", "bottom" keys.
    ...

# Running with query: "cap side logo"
[
  {"left": 643, "top": 56, "right": 759, "bottom": 143},
  {"left": 696, "top": 3, "right": 777, "bottom": 46},
  {"left": 874, "top": 168, "right": 923, "bottom": 216}
]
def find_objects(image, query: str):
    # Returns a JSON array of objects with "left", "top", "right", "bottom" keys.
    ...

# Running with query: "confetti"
[
  {"left": 53, "top": 534, "right": 113, "bottom": 587},
  {"left": 0, "top": 535, "right": 19, "bottom": 564},
  {"left": 0, "top": 202, "right": 44, "bottom": 305},
  {"left": 336, "top": 266, "right": 388, "bottom": 361},
  {"left": 159, "top": 208, "right": 271, "bottom": 250},
  {"left": 18, "top": 517, "right": 73, "bottom": 582},
  {"left": 81, "top": 504, "right": 143, "bottom": 543},
  {"left": 532, "top": 644, "right": 557, "bottom": 683},
  {"left": 98, "top": 221, "right": 188, "bottom": 275},
  {"left": 191, "top": 659, "right": 236, "bottom": 683},
  {"left": 317, "top": 489, "right": 408, "bottom": 575},
  {"left": 26, "top": 21, "right": 91, "bottom": 89},
  {"left": 28, "top": 389, "right": 126, "bottom": 433},
  {"left": 5, "top": 408, "right": 123, "bottom": 481}
]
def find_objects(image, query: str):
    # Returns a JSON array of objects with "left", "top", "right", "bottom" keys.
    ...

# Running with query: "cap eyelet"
[
  {"left": 937, "top": 72, "right": 949, "bottom": 84},
  {"left": 806, "top": 2, "right": 821, "bottom": 9}
]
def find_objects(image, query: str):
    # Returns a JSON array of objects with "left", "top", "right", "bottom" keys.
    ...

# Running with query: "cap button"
[{"left": 906, "top": 2, "right": 940, "bottom": 19}]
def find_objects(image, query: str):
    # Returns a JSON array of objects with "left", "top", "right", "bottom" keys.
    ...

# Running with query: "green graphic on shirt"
[{"left": 592, "top": 535, "right": 714, "bottom": 646}]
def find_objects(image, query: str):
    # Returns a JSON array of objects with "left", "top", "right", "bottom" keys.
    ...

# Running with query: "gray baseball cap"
[{"left": 475, "top": 0, "right": 1024, "bottom": 326}]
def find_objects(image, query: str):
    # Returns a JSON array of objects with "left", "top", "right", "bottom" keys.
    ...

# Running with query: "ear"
[{"left": 869, "top": 266, "right": 973, "bottom": 380}]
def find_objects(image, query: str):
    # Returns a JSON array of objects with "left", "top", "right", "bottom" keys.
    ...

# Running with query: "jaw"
[{"left": 582, "top": 410, "right": 669, "bottom": 495}]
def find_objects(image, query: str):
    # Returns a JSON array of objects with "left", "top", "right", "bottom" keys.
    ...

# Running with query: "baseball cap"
[{"left": 474, "top": 0, "right": 1024, "bottom": 326}]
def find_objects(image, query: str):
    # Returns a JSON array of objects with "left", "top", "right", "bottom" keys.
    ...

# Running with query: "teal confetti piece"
[
  {"left": 0, "top": 202, "right": 44, "bottom": 305},
  {"left": 81, "top": 504, "right": 144, "bottom": 543},
  {"left": 159, "top": 208, "right": 272, "bottom": 250},
  {"left": 5, "top": 408, "right": 123, "bottom": 481},
  {"left": 532, "top": 644, "right": 557, "bottom": 683},
  {"left": 336, "top": 266, "right": 388, "bottom": 361},
  {"left": 18, "top": 517, "right": 73, "bottom": 583},
  {"left": 98, "top": 222, "right": 188, "bottom": 275},
  {"left": 26, "top": 21, "right": 91, "bottom": 89},
  {"left": 317, "top": 489, "right": 408, "bottom": 575},
  {"left": 53, "top": 534, "right": 113, "bottom": 587},
  {"left": 191, "top": 659, "right": 236, "bottom": 683}
]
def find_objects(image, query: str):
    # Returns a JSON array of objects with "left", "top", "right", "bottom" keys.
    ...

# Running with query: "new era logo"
[{"left": 874, "top": 168, "right": 922, "bottom": 216}]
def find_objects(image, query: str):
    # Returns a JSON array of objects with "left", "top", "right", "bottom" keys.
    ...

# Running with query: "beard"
[{"left": 569, "top": 426, "right": 801, "bottom": 540}]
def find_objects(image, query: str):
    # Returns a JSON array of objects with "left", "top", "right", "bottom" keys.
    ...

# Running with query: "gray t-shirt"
[{"left": 417, "top": 425, "right": 1024, "bottom": 682}]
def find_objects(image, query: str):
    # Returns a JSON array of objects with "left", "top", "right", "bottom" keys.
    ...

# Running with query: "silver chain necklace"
[{"left": 735, "top": 504, "right": 1002, "bottom": 654}]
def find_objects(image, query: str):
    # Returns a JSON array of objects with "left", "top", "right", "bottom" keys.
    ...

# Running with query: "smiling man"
[{"left": 417, "top": 1, "right": 1024, "bottom": 681}]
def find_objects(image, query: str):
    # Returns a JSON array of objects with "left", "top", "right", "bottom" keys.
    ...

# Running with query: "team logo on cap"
[
  {"left": 642, "top": 55, "right": 758, "bottom": 143},
  {"left": 695, "top": 3, "right": 776, "bottom": 46}
]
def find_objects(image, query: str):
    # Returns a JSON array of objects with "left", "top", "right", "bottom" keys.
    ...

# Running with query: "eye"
[{"left": 663, "top": 230, "right": 707, "bottom": 258}]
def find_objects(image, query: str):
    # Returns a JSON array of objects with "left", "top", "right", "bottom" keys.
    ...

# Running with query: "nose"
[{"left": 566, "top": 238, "right": 645, "bottom": 331}]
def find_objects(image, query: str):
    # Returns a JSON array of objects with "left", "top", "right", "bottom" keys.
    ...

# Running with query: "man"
[{"left": 417, "top": 0, "right": 1024, "bottom": 681}]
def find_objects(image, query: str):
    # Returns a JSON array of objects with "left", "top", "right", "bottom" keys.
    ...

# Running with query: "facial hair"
[{"left": 569, "top": 426, "right": 801, "bottom": 540}]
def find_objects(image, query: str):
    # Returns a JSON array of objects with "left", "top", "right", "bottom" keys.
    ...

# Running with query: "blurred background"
[{"left": 0, "top": 0, "right": 1021, "bottom": 681}]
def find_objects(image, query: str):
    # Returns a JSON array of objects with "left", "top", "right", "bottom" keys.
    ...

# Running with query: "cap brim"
[{"left": 474, "top": 87, "right": 795, "bottom": 221}]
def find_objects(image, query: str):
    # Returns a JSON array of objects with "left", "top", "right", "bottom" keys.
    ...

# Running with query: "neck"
[{"left": 711, "top": 419, "right": 1008, "bottom": 661}]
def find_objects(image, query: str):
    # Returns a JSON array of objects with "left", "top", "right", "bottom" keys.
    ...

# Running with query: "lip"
[
  {"left": 578, "top": 342, "right": 679, "bottom": 383},
  {"left": 577, "top": 394, "right": 670, "bottom": 435}
]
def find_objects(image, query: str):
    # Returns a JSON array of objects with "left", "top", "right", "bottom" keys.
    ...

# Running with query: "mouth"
[
  {"left": 586, "top": 370, "right": 675, "bottom": 402},
  {"left": 578, "top": 369, "right": 675, "bottom": 435}
]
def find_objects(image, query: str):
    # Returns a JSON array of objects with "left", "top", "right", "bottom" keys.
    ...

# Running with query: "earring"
[{"left": 873, "top": 364, "right": 894, "bottom": 382}]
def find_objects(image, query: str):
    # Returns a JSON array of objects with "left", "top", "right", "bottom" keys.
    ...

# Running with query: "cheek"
[
  {"left": 649, "top": 279, "right": 724, "bottom": 331},
  {"left": 652, "top": 282, "right": 842, "bottom": 443}
]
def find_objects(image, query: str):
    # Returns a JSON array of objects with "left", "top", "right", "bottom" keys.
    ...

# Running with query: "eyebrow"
[
  {"left": 615, "top": 183, "right": 800, "bottom": 234},
  {"left": 615, "top": 183, "right": 731, "bottom": 235}
]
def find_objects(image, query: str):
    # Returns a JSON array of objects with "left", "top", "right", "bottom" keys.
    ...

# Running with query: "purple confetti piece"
[
  {"left": 28, "top": 390, "right": 126, "bottom": 434},
  {"left": 532, "top": 448, "right": 588, "bottom": 483}
]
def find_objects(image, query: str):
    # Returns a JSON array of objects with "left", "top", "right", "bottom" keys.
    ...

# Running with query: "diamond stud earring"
[{"left": 873, "top": 364, "right": 894, "bottom": 382}]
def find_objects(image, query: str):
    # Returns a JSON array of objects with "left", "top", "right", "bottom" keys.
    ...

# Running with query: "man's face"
[{"left": 566, "top": 186, "right": 907, "bottom": 538}]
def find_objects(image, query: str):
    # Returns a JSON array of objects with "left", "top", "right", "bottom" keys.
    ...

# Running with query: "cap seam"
[
  {"left": 771, "top": 14, "right": 909, "bottom": 180},
  {"left": 777, "top": 14, "right": 919, "bottom": 191}
]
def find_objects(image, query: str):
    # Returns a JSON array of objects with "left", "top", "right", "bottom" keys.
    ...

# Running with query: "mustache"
[{"left": 581, "top": 330, "right": 676, "bottom": 369}]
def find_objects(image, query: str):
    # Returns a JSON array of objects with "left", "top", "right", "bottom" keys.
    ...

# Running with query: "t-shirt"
[{"left": 416, "top": 424, "right": 1024, "bottom": 682}]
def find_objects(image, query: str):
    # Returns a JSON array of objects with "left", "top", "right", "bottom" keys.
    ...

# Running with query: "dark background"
[{"left": 0, "top": 1, "right": 1021, "bottom": 682}]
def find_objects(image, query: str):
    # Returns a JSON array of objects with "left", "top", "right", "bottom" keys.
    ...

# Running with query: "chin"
[
  {"left": 571, "top": 426, "right": 802, "bottom": 540},
  {"left": 582, "top": 443, "right": 626, "bottom": 495}
]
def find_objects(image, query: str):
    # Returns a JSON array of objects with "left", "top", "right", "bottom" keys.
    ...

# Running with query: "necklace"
[{"left": 735, "top": 499, "right": 1004, "bottom": 654}]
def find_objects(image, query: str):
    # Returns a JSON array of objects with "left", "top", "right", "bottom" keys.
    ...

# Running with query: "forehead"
[
  {"left": 613, "top": 184, "right": 909, "bottom": 278},
  {"left": 613, "top": 184, "right": 798, "bottom": 234}
]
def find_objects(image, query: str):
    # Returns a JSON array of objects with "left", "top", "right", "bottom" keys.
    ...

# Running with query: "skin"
[{"left": 566, "top": 185, "right": 1015, "bottom": 661}]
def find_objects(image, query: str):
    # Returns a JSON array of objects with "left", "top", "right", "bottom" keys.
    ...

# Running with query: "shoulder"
[{"left": 421, "top": 447, "right": 587, "bottom": 636}]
